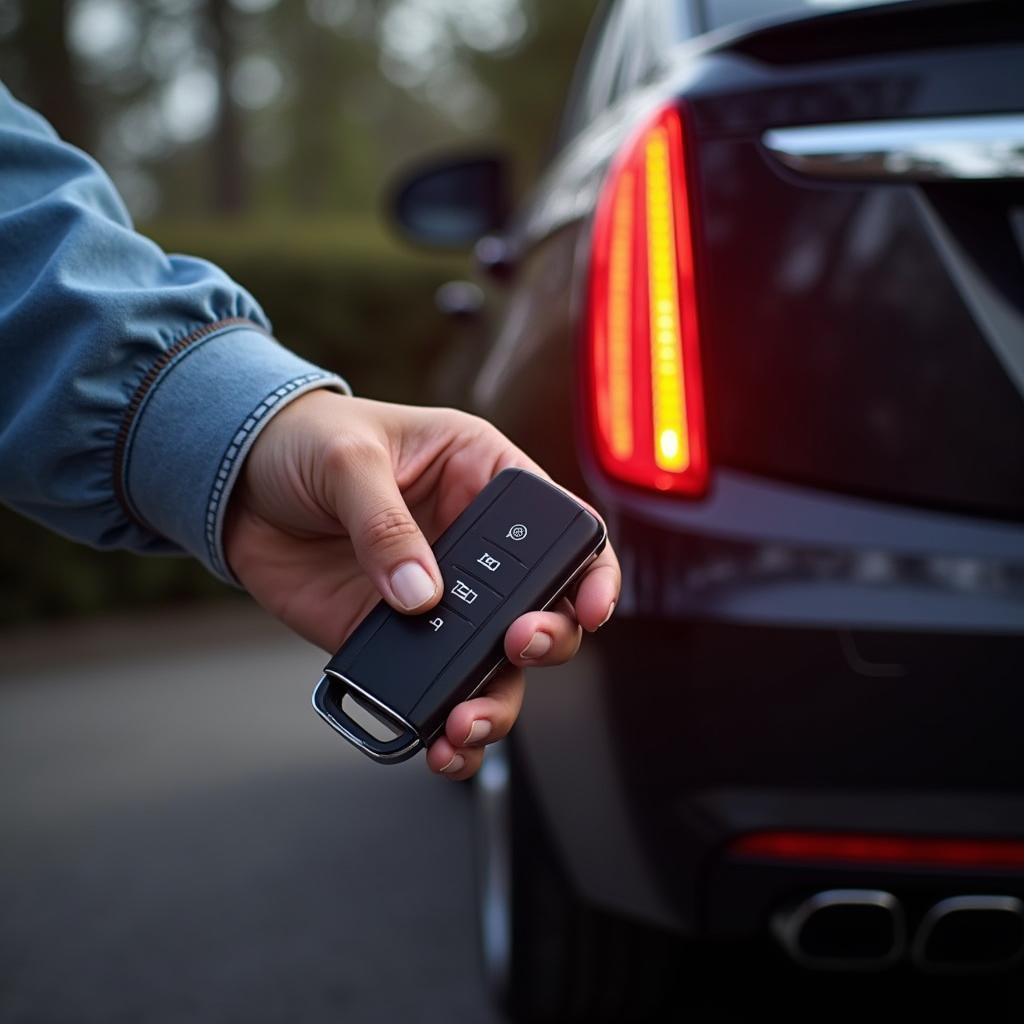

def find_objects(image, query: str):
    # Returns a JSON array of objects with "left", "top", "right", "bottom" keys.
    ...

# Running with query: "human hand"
[{"left": 224, "top": 390, "right": 619, "bottom": 779}]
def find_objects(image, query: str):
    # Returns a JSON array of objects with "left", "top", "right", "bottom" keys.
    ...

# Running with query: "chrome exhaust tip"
[
  {"left": 912, "top": 896, "right": 1024, "bottom": 974},
  {"left": 772, "top": 889, "right": 906, "bottom": 971}
]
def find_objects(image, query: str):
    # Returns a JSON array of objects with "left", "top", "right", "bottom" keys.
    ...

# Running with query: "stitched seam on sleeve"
[
  {"left": 113, "top": 316, "right": 264, "bottom": 524},
  {"left": 204, "top": 371, "right": 331, "bottom": 579}
]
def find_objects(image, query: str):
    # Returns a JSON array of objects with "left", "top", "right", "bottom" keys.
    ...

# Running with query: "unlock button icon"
[{"left": 451, "top": 579, "right": 478, "bottom": 605}]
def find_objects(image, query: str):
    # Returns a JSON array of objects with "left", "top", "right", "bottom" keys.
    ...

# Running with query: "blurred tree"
[
  {"left": 0, "top": 0, "right": 598, "bottom": 221},
  {"left": 5, "top": 0, "right": 93, "bottom": 152},
  {"left": 464, "top": 0, "right": 596, "bottom": 183},
  {"left": 207, "top": 0, "right": 247, "bottom": 213}
]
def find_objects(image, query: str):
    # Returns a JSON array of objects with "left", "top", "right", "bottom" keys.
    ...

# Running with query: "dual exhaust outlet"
[{"left": 772, "top": 890, "right": 1024, "bottom": 973}]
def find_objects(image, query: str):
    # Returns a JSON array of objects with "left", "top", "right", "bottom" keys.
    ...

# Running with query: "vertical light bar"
[
  {"left": 587, "top": 103, "right": 708, "bottom": 498},
  {"left": 644, "top": 123, "right": 689, "bottom": 474},
  {"left": 606, "top": 168, "right": 635, "bottom": 459}
]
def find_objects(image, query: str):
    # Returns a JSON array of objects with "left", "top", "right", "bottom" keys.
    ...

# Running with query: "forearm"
[{"left": 0, "top": 83, "right": 347, "bottom": 580}]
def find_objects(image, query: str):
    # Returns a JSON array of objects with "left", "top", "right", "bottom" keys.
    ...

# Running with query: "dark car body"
[{"left": 395, "top": 0, "right": 1024, "bottom": 1015}]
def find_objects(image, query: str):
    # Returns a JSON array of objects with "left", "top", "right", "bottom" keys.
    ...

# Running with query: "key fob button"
[
  {"left": 347, "top": 606, "right": 476, "bottom": 715},
  {"left": 439, "top": 563, "right": 502, "bottom": 625},
  {"left": 443, "top": 534, "right": 528, "bottom": 598},
  {"left": 471, "top": 473, "right": 579, "bottom": 566}
]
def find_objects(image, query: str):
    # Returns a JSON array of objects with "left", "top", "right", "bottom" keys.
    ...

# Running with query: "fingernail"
[
  {"left": 465, "top": 720, "right": 492, "bottom": 745},
  {"left": 519, "top": 632, "right": 552, "bottom": 660},
  {"left": 390, "top": 561, "right": 436, "bottom": 610},
  {"left": 440, "top": 753, "right": 465, "bottom": 775},
  {"left": 597, "top": 601, "right": 616, "bottom": 630}
]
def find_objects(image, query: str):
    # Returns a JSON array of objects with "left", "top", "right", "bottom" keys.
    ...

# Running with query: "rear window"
[{"left": 700, "top": 0, "right": 912, "bottom": 32}]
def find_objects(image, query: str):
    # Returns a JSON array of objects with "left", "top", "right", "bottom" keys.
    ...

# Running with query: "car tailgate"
[{"left": 683, "top": 0, "right": 1024, "bottom": 520}]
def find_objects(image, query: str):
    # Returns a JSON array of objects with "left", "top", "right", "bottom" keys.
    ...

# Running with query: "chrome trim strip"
[
  {"left": 475, "top": 739, "right": 513, "bottom": 996},
  {"left": 763, "top": 114, "right": 1024, "bottom": 181}
]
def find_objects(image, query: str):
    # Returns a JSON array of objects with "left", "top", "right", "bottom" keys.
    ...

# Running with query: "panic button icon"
[{"left": 506, "top": 524, "right": 528, "bottom": 542}]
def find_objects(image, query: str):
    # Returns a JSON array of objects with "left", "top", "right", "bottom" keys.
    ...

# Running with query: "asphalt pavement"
[
  {"left": 3, "top": 604, "right": 1020, "bottom": 1022},
  {"left": 0, "top": 605, "right": 503, "bottom": 1024}
]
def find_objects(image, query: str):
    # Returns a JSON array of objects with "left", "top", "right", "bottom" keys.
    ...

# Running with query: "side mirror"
[{"left": 390, "top": 154, "right": 511, "bottom": 249}]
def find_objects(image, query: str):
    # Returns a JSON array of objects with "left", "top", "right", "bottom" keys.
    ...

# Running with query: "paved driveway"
[{"left": 0, "top": 606, "right": 502, "bottom": 1024}]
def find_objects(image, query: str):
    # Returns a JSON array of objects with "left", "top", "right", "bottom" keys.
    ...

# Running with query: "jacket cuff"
[{"left": 119, "top": 320, "right": 349, "bottom": 583}]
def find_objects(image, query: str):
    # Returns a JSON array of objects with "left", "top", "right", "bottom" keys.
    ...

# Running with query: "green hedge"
[
  {"left": 0, "top": 219, "right": 465, "bottom": 625},
  {"left": 152, "top": 219, "right": 467, "bottom": 402}
]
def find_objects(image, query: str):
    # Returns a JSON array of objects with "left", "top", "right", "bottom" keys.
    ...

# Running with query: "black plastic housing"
[{"left": 312, "top": 468, "right": 606, "bottom": 763}]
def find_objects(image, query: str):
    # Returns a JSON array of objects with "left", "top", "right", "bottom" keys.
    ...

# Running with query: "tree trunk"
[
  {"left": 15, "top": 0, "right": 92, "bottom": 153},
  {"left": 207, "top": 0, "right": 246, "bottom": 215}
]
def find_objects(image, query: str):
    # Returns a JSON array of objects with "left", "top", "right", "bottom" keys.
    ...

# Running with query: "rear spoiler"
[{"left": 714, "top": 0, "right": 1023, "bottom": 66}]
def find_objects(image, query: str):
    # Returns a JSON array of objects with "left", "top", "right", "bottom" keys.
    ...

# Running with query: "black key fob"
[{"left": 312, "top": 468, "right": 607, "bottom": 763}]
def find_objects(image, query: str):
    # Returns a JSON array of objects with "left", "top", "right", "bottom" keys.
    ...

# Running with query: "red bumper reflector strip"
[{"left": 731, "top": 832, "right": 1024, "bottom": 870}]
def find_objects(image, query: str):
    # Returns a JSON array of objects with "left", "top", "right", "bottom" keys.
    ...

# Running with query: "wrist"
[
  {"left": 121, "top": 322, "right": 349, "bottom": 582},
  {"left": 223, "top": 387, "right": 357, "bottom": 581}
]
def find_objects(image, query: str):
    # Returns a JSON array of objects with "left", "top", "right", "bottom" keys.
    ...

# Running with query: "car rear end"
[{"left": 516, "top": 0, "right": 1024, "bottom": 981}]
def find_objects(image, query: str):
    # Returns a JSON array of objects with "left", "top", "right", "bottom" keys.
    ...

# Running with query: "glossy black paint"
[
  {"left": 410, "top": 0, "right": 1024, "bottom": 945},
  {"left": 602, "top": 618, "right": 1024, "bottom": 929}
]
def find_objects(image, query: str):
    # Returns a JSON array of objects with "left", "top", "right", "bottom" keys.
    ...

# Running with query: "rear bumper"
[
  {"left": 601, "top": 467, "right": 1024, "bottom": 633},
  {"left": 516, "top": 469, "right": 1024, "bottom": 938}
]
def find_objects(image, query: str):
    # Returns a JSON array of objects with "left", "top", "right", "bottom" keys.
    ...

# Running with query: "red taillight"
[
  {"left": 587, "top": 105, "right": 708, "bottom": 496},
  {"left": 731, "top": 832, "right": 1024, "bottom": 871}
]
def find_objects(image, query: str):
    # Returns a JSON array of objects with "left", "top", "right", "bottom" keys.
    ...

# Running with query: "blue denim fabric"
[{"left": 0, "top": 84, "right": 348, "bottom": 582}]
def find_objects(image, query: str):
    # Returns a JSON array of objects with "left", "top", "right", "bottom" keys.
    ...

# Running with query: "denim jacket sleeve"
[{"left": 0, "top": 84, "right": 349, "bottom": 583}]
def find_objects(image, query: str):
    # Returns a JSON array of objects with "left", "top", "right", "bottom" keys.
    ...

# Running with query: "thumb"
[{"left": 327, "top": 443, "right": 442, "bottom": 613}]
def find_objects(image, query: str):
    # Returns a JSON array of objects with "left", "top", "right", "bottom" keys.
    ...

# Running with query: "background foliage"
[{"left": 0, "top": 0, "right": 597, "bottom": 624}]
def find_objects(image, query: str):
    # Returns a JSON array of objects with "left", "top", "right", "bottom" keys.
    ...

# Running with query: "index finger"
[
  {"left": 495, "top": 463, "right": 619, "bottom": 632},
  {"left": 496, "top": 453, "right": 619, "bottom": 632},
  {"left": 571, "top": 540, "right": 620, "bottom": 632},
  {"left": 435, "top": 413, "right": 620, "bottom": 629}
]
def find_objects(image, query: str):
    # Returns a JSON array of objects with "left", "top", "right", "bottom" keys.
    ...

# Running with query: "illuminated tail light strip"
[
  {"left": 587, "top": 105, "right": 708, "bottom": 496},
  {"left": 732, "top": 832, "right": 1024, "bottom": 871},
  {"left": 606, "top": 168, "right": 635, "bottom": 460},
  {"left": 646, "top": 122, "right": 688, "bottom": 473}
]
